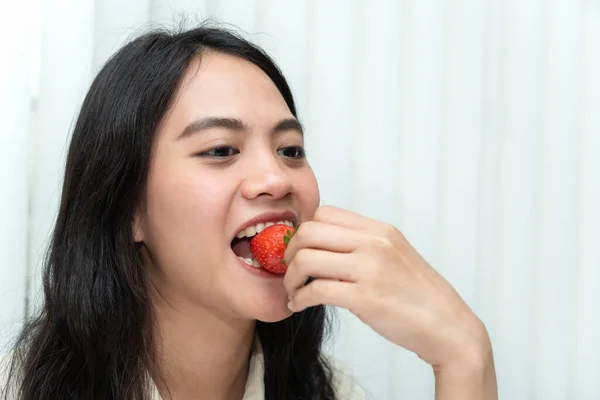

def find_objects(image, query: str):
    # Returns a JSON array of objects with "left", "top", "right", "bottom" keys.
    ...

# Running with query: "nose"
[{"left": 240, "top": 152, "right": 293, "bottom": 200}]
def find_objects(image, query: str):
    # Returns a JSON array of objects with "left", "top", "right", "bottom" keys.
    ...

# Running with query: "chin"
[
  {"left": 254, "top": 308, "right": 294, "bottom": 323},
  {"left": 243, "top": 293, "right": 294, "bottom": 323}
]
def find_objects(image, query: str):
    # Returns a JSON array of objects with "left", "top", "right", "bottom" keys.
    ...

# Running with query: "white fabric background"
[{"left": 1, "top": 1, "right": 599, "bottom": 399}]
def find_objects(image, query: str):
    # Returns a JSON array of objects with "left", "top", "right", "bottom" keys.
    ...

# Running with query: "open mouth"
[
  {"left": 231, "top": 236, "right": 258, "bottom": 267},
  {"left": 230, "top": 219, "right": 295, "bottom": 268}
]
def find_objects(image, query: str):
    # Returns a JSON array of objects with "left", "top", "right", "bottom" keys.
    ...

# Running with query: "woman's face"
[{"left": 135, "top": 51, "right": 319, "bottom": 322}]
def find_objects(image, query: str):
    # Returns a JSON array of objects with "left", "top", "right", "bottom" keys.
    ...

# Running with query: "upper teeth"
[{"left": 236, "top": 220, "right": 294, "bottom": 239}]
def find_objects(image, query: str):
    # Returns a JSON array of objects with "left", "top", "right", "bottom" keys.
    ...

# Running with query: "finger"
[
  {"left": 288, "top": 279, "right": 357, "bottom": 312},
  {"left": 314, "top": 206, "right": 407, "bottom": 248},
  {"left": 284, "top": 220, "right": 366, "bottom": 264},
  {"left": 313, "top": 205, "right": 386, "bottom": 233},
  {"left": 283, "top": 249, "right": 360, "bottom": 297}
]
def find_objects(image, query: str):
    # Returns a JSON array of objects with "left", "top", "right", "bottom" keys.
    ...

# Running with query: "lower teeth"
[{"left": 238, "top": 256, "right": 261, "bottom": 268}]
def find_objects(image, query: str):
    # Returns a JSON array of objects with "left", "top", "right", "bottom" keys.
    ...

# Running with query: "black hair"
[{"left": 3, "top": 24, "right": 336, "bottom": 400}]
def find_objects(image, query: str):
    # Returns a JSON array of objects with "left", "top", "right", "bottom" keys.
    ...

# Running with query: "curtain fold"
[{"left": 0, "top": 0, "right": 31, "bottom": 351}]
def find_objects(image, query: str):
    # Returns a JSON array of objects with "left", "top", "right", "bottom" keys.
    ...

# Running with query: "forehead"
[{"left": 167, "top": 51, "right": 293, "bottom": 127}]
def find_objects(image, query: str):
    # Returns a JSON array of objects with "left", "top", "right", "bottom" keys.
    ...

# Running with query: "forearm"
[{"left": 433, "top": 345, "right": 498, "bottom": 400}]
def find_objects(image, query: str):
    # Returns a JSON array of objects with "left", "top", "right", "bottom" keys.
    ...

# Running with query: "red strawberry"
[{"left": 250, "top": 224, "right": 296, "bottom": 274}]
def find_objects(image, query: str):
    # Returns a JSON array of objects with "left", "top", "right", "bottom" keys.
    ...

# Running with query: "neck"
[{"left": 150, "top": 292, "right": 255, "bottom": 400}]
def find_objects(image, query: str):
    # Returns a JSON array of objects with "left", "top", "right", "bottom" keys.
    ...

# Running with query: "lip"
[{"left": 231, "top": 210, "right": 298, "bottom": 240}]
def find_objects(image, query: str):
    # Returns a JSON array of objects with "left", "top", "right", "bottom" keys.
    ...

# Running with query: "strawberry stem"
[{"left": 282, "top": 224, "right": 298, "bottom": 246}]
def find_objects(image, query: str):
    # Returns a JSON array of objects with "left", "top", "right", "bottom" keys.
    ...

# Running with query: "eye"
[
  {"left": 199, "top": 146, "right": 240, "bottom": 158},
  {"left": 277, "top": 146, "right": 306, "bottom": 159}
]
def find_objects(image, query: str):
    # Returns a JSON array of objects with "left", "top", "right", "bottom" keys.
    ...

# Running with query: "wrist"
[
  {"left": 433, "top": 354, "right": 497, "bottom": 400},
  {"left": 434, "top": 320, "right": 493, "bottom": 379},
  {"left": 433, "top": 347, "right": 492, "bottom": 383},
  {"left": 432, "top": 323, "right": 498, "bottom": 400}
]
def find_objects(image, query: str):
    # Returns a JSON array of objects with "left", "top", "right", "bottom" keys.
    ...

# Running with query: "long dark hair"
[{"left": 3, "top": 24, "right": 336, "bottom": 400}]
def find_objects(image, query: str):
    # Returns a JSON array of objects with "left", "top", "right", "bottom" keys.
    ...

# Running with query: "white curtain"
[{"left": 1, "top": 1, "right": 599, "bottom": 399}]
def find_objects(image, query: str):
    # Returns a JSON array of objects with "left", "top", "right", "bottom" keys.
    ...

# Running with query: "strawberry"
[{"left": 250, "top": 224, "right": 297, "bottom": 274}]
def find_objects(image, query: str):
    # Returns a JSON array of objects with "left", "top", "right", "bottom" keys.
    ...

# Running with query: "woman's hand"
[{"left": 283, "top": 206, "right": 497, "bottom": 399}]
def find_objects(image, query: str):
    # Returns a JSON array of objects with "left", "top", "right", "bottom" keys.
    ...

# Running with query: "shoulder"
[
  {"left": 324, "top": 355, "right": 369, "bottom": 400},
  {"left": 0, "top": 353, "right": 10, "bottom": 389},
  {"left": 0, "top": 352, "right": 18, "bottom": 399}
]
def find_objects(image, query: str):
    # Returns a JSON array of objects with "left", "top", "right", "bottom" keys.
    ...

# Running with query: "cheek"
[
  {"left": 297, "top": 168, "right": 320, "bottom": 218},
  {"left": 150, "top": 174, "right": 221, "bottom": 234},
  {"left": 143, "top": 163, "right": 232, "bottom": 271}
]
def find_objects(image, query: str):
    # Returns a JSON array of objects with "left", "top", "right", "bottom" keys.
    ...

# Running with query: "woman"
[{"left": 2, "top": 25, "right": 497, "bottom": 399}]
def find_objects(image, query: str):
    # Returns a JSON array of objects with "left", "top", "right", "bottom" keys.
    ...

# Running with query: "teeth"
[
  {"left": 244, "top": 226, "right": 256, "bottom": 237},
  {"left": 235, "top": 219, "right": 295, "bottom": 239},
  {"left": 238, "top": 256, "right": 261, "bottom": 268}
]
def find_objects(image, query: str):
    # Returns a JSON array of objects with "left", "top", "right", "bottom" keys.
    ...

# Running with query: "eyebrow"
[{"left": 177, "top": 117, "right": 304, "bottom": 140}]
